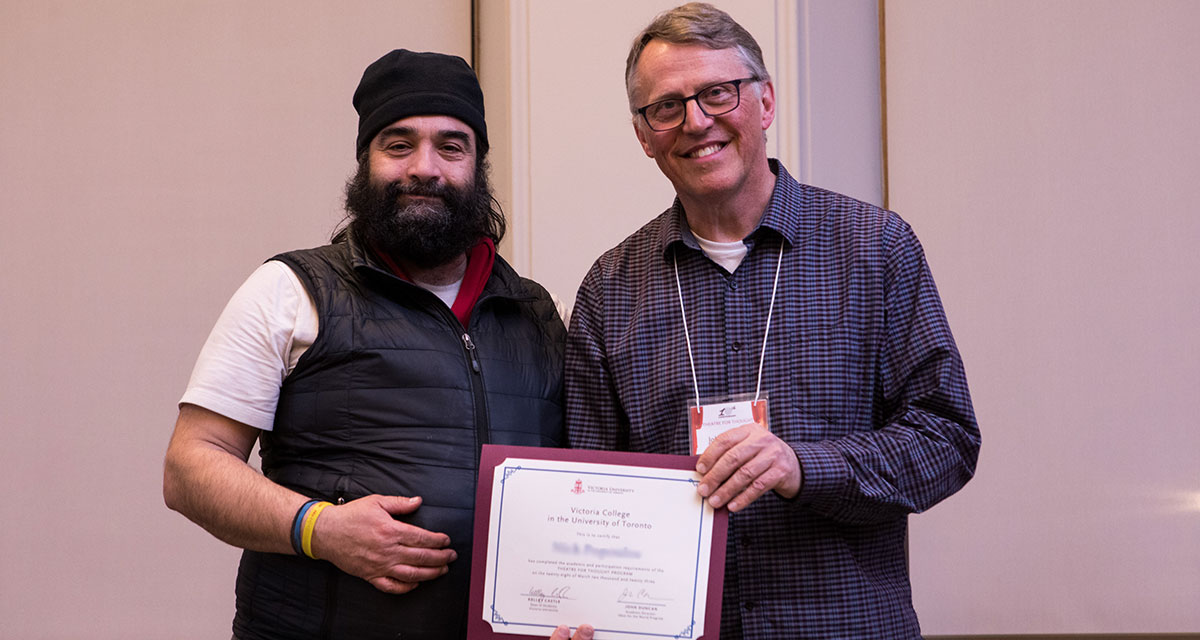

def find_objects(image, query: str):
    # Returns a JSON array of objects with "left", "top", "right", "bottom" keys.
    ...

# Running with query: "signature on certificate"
[
  {"left": 522, "top": 585, "right": 573, "bottom": 599},
  {"left": 616, "top": 587, "right": 673, "bottom": 604}
]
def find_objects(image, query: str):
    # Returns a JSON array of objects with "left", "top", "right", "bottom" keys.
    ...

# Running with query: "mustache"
[{"left": 383, "top": 179, "right": 452, "bottom": 201}]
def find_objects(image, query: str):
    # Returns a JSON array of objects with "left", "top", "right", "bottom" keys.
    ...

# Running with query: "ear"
[
  {"left": 758, "top": 80, "right": 777, "bottom": 131},
  {"left": 633, "top": 118, "right": 655, "bottom": 158}
]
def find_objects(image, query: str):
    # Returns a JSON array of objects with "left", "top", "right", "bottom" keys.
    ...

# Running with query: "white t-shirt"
[
  {"left": 694, "top": 233, "right": 749, "bottom": 273},
  {"left": 179, "top": 260, "right": 461, "bottom": 431}
]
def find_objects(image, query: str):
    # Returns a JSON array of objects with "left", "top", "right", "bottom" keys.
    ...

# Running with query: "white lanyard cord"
[
  {"left": 673, "top": 246, "right": 702, "bottom": 407},
  {"left": 673, "top": 238, "right": 786, "bottom": 406},
  {"left": 755, "top": 239, "right": 786, "bottom": 401}
]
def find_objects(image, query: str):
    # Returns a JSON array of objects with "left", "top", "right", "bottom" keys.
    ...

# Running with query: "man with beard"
[{"left": 164, "top": 50, "right": 571, "bottom": 640}]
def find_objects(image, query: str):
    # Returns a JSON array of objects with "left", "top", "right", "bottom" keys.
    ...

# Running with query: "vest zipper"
[
  {"left": 462, "top": 333, "right": 490, "bottom": 469},
  {"left": 462, "top": 333, "right": 481, "bottom": 373}
]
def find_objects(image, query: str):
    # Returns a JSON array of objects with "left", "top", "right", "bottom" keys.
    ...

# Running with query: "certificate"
[{"left": 467, "top": 445, "right": 727, "bottom": 640}]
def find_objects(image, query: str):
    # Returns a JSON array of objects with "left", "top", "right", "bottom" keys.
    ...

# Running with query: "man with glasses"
[{"left": 564, "top": 3, "right": 980, "bottom": 638}]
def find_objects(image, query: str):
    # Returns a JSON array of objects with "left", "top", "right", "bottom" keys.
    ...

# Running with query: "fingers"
[
  {"left": 369, "top": 575, "right": 420, "bottom": 595},
  {"left": 317, "top": 495, "right": 452, "bottom": 552},
  {"left": 389, "top": 544, "right": 457, "bottom": 571},
  {"left": 376, "top": 496, "right": 454, "bottom": 550},
  {"left": 365, "top": 549, "right": 455, "bottom": 595},
  {"left": 367, "top": 556, "right": 456, "bottom": 593},
  {"left": 695, "top": 425, "right": 743, "bottom": 477},
  {"left": 378, "top": 494, "right": 423, "bottom": 516},
  {"left": 313, "top": 494, "right": 459, "bottom": 593},
  {"left": 355, "top": 495, "right": 454, "bottom": 549},
  {"left": 550, "top": 624, "right": 594, "bottom": 640},
  {"left": 392, "top": 519, "right": 453, "bottom": 551},
  {"left": 695, "top": 426, "right": 801, "bottom": 511},
  {"left": 365, "top": 563, "right": 450, "bottom": 596}
]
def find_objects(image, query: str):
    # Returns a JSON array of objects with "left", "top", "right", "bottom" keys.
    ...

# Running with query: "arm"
[
  {"left": 163, "top": 403, "right": 300, "bottom": 553},
  {"left": 564, "top": 265, "right": 626, "bottom": 451},
  {"left": 789, "top": 221, "right": 980, "bottom": 523},
  {"left": 164, "top": 405, "right": 457, "bottom": 594}
]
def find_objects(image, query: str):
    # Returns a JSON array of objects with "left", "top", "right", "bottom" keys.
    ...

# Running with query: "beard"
[{"left": 344, "top": 158, "right": 498, "bottom": 269}]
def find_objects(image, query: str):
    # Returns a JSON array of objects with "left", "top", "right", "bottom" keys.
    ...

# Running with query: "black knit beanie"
[{"left": 353, "top": 49, "right": 488, "bottom": 158}]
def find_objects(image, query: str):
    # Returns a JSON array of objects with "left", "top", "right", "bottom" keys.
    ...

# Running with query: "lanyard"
[{"left": 673, "top": 237, "right": 786, "bottom": 407}]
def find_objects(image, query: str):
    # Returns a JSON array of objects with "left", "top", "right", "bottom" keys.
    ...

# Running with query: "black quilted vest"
[{"left": 231, "top": 237, "right": 565, "bottom": 640}]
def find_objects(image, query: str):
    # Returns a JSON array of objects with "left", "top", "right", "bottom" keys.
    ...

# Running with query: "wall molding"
[
  {"left": 480, "top": 0, "right": 805, "bottom": 276},
  {"left": 506, "top": 0, "right": 533, "bottom": 275},
  {"left": 780, "top": 0, "right": 809, "bottom": 183},
  {"left": 773, "top": 0, "right": 805, "bottom": 179}
]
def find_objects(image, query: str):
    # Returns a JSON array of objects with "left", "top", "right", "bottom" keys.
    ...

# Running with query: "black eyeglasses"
[{"left": 636, "top": 77, "right": 759, "bottom": 131}]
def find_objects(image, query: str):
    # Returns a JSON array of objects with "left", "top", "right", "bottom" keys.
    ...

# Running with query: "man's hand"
[
  {"left": 550, "top": 624, "right": 594, "bottom": 640},
  {"left": 312, "top": 495, "right": 457, "bottom": 594},
  {"left": 165, "top": 406, "right": 456, "bottom": 595},
  {"left": 695, "top": 424, "right": 802, "bottom": 512}
]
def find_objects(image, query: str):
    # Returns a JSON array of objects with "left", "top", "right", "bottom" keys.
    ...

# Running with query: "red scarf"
[{"left": 373, "top": 238, "right": 496, "bottom": 327}]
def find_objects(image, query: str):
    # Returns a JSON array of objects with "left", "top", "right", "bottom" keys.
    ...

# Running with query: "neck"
[
  {"left": 401, "top": 252, "right": 469, "bottom": 286},
  {"left": 678, "top": 162, "right": 777, "bottom": 242}
]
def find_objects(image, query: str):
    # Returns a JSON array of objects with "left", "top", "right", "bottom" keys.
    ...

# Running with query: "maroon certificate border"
[{"left": 467, "top": 444, "right": 728, "bottom": 640}]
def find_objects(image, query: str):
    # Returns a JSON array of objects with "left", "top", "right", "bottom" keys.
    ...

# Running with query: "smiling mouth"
[{"left": 686, "top": 142, "right": 726, "bottom": 159}]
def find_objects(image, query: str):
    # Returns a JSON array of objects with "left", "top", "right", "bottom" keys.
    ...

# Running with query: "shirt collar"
[{"left": 656, "top": 159, "right": 827, "bottom": 259}]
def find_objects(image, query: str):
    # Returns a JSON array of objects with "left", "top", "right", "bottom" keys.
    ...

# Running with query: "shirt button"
[
  {"left": 731, "top": 341, "right": 743, "bottom": 352},
  {"left": 728, "top": 280, "right": 738, "bottom": 290},
  {"left": 743, "top": 601, "right": 756, "bottom": 612}
]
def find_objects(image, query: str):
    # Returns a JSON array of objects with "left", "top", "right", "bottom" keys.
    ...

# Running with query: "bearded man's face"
[{"left": 345, "top": 115, "right": 496, "bottom": 269}]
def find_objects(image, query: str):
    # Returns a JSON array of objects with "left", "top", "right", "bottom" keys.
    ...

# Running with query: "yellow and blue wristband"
[{"left": 290, "top": 499, "right": 333, "bottom": 559}]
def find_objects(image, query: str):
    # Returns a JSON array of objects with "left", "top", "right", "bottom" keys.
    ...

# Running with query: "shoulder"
[
  {"left": 268, "top": 242, "right": 364, "bottom": 307},
  {"left": 491, "top": 255, "right": 566, "bottom": 326},
  {"left": 272, "top": 242, "right": 352, "bottom": 278},
  {"left": 586, "top": 208, "right": 675, "bottom": 283},
  {"left": 180, "top": 260, "right": 311, "bottom": 430},
  {"left": 804, "top": 183, "right": 896, "bottom": 225},
  {"left": 228, "top": 260, "right": 308, "bottom": 315},
  {"left": 789, "top": 184, "right": 916, "bottom": 251}
]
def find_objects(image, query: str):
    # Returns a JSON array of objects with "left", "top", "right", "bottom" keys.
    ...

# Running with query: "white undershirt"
[
  {"left": 413, "top": 278, "right": 462, "bottom": 308},
  {"left": 693, "top": 232, "right": 749, "bottom": 272}
]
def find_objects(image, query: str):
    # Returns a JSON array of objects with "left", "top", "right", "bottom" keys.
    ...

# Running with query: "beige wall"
[
  {"left": 8, "top": 0, "right": 1195, "bottom": 637},
  {"left": 886, "top": 0, "right": 1200, "bottom": 634},
  {"left": 0, "top": 2, "right": 469, "bottom": 637}
]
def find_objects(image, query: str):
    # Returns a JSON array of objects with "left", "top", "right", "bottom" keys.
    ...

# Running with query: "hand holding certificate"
[{"left": 467, "top": 446, "right": 727, "bottom": 640}]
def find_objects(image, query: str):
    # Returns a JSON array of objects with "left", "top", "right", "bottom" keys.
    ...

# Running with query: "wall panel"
[{"left": 886, "top": 1, "right": 1200, "bottom": 634}]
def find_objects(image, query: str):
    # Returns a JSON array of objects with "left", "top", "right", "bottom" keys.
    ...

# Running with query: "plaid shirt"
[{"left": 565, "top": 161, "right": 980, "bottom": 639}]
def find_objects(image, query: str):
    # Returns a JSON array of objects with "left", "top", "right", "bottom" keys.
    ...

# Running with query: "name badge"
[{"left": 688, "top": 393, "right": 770, "bottom": 455}]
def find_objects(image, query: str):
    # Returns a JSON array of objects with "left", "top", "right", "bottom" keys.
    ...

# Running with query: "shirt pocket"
[{"left": 788, "top": 325, "right": 869, "bottom": 430}]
